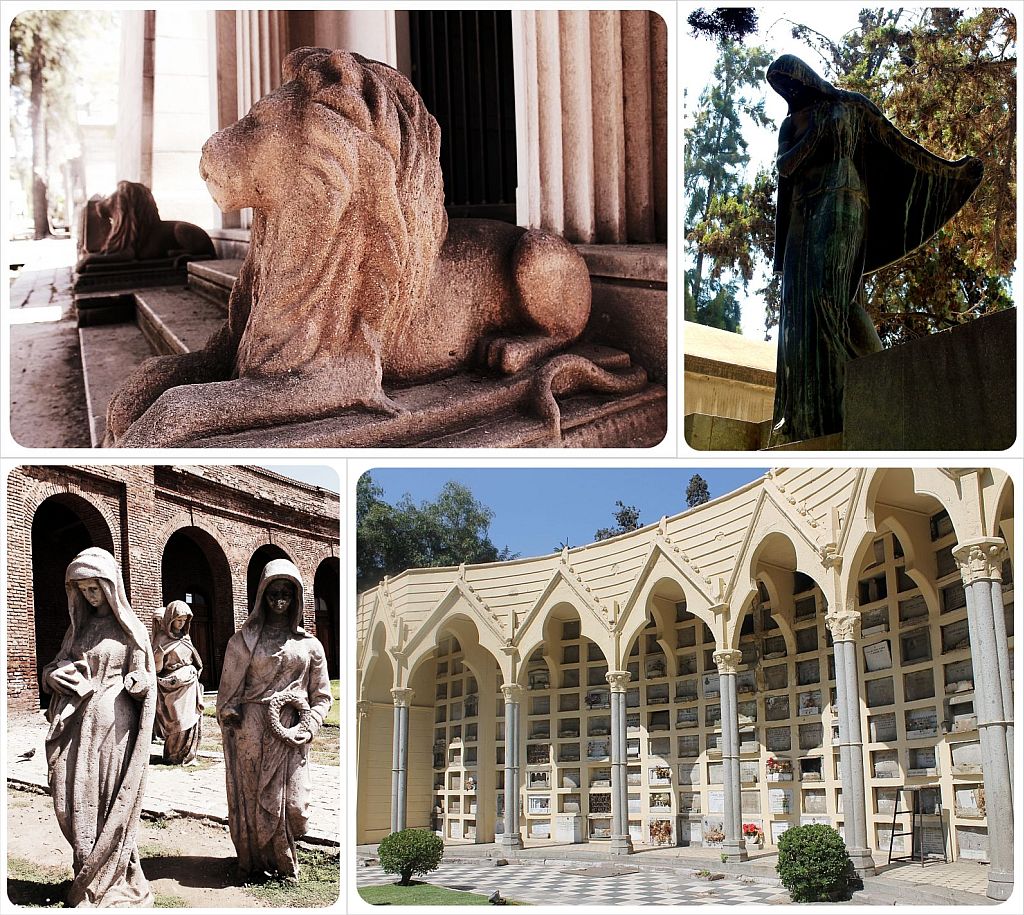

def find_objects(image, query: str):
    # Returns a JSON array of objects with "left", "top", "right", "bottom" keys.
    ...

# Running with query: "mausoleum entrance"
[{"left": 161, "top": 527, "right": 234, "bottom": 690}]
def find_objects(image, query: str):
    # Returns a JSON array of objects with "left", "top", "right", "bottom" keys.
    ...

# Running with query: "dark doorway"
[
  {"left": 314, "top": 557, "right": 341, "bottom": 680},
  {"left": 31, "top": 495, "right": 116, "bottom": 708},
  {"left": 162, "top": 528, "right": 233, "bottom": 689},
  {"left": 408, "top": 10, "right": 517, "bottom": 221},
  {"left": 247, "top": 544, "right": 292, "bottom": 612}
]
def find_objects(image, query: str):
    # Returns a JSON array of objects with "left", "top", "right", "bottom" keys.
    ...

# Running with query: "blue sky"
[{"left": 363, "top": 467, "right": 768, "bottom": 558}]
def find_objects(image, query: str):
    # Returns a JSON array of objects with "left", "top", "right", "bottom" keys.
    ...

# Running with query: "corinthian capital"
[
  {"left": 826, "top": 611, "right": 860, "bottom": 642},
  {"left": 713, "top": 649, "right": 742, "bottom": 675},
  {"left": 953, "top": 538, "right": 1007, "bottom": 585},
  {"left": 606, "top": 670, "right": 631, "bottom": 692},
  {"left": 501, "top": 684, "right": 524, "bottom": 704},
  {"left": 391, "top": 687, "right": 414, "bottom": 708}
]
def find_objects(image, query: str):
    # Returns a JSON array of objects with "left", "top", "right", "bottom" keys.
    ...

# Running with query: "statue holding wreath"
[{"left": 216, "top": 559, "right": 332, "bottom": 881}]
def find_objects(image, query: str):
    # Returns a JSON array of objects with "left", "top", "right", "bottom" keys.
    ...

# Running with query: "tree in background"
[
  {"left": 686, "top": 474, "right": 711, "bottom": 508},
  {"left": 684, "top": 23, "right": 774, "bottom": 333},
  {"left": 819, "top": 7, "right": 1016, "bottom": 343},
  {"left": 687, "top": 7, "right": 759, "bottom": 44},
  {"left": 594, "top": 501, "right": 642, "bottom": 541},
  {"left": 356, "top": 476, "right": 515, "bottom": 591},
  {"left": 10, "top": 11, "right": 90, "bottom": 237}
]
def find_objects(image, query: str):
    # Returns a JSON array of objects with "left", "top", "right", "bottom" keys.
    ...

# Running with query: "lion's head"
[
  {"left": 101, "top": 180, "right": 162, "bottom": 258},
  {"left": 200, "top": 48, "right": 448, "bottom": 373}
]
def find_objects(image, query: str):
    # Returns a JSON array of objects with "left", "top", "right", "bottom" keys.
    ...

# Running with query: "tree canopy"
[
  {"left": 594, "top": 501, "right": 643, "bottom": 541},
  {"left": 686, "top": 474, "right": 711, "bottom": 508},
  {"left": 356, "top": 476, "right": 515, "bottom": 592},
  {"left": 686, "top": 7, "right": 1016, "bottom": 342},
  {"left": 9, "top": 11, "right": 96, "bottom": 236}
]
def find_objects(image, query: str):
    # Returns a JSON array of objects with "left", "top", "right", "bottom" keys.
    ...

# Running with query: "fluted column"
[
  {"left": 826, "top": 612, "right": 874, "bottom": 877},
  {"left": 954, "top": 538, "right": 1013, "bottom": 901},
  {"left": 500, "top": 684, "right": 524, "bottom": 852},
  {"left": 514, "top": 10, "right": 661, "bottom": 242},
  {"left": 606, "top": 670, "right": 633, "bottom": 855},
  {"left": 714, "top": 650, "right": 746, "bottom": 861},
  {"left": 390, "top": 687, "right": 413, "bottom": 833}
]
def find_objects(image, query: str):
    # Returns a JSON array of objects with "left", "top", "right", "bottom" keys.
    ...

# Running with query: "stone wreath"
[{"left": 267, "top": 690, "right": 313, "bottom": 745}]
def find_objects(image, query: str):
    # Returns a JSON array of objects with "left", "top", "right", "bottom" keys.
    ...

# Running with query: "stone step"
[
  {"left": 187, "top": 258, "right": 241, "bottom": 306},
  {"left": 78, "top": 322, "right": 154, "bottom": 446},
  {"left": 134, "top": 285, "right": 225, "bottom": 356}
]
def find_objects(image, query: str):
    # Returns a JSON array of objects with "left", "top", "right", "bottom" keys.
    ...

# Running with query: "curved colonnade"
[{"left": 356, "top": 467, "right": 1015, "bottom": 899}]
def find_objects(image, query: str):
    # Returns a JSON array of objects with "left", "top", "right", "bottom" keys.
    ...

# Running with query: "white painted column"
[
  {"left": 390, "top": 687, "right": 413, "bottom": 833},
  {"left": 714, "top": 650, "right": 746, "bottom": 862},
  {"left": 512, "top": 10, "right": 658, "bottom": 243},
  {"left": 826, "top": 612, "right": 874, "bottom": 877},
  {"left": 954, "top": 539, "right": 1014, "bottom": 901},
  {"left": 606, "top": 670, "right": 633, "bottom": 855},
  {"left": 500, "top": 685, "right": 524, "bottom": 852}
]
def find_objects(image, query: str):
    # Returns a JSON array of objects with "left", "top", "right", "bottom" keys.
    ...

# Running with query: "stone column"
[
  {"left": 606, "top": 670, "right": 633, "bottom": 855},
  {"left": 389, "top": 687, "right": 413, "bottom": 834},
  {"left": 954, "top": 539, "right": 1013, "bottom": 901},
  {"left": 714, "top": 650, "right": 746, "bottom": 862},
  {"left": 826, "top": 612, "right": 874, "bottom": 877},
  {"left": 500, "top": 685, "right": 524, "bottom": 852}
]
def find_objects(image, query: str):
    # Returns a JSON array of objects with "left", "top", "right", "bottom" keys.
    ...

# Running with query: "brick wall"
[{"left": 6, "top": 465, "right": 340, "bottom": 711}]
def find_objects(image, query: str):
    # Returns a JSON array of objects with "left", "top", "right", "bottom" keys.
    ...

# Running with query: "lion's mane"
[
  {"left": 102, "top": 181, "right": 162, "bottom": 258},
  {"left": 240, "top": 48, "right": 448, "bottom": 372}
]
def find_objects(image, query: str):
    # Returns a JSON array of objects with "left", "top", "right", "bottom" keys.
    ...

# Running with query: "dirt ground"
[{"left": 6, "top": 787, "right": 337, "bottom": 908}]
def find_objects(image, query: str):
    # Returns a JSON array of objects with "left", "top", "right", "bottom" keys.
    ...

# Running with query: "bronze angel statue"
[{"left": 767, "top": 55, "right": 983, "bottom": 444}]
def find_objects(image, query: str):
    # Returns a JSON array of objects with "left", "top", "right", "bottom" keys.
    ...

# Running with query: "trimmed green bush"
[
  {"left": 776, "top": 824, "right": 852, "bottom": 902},
  {"left": 378, "top": 829, "right": 444, "bottom": 886}
]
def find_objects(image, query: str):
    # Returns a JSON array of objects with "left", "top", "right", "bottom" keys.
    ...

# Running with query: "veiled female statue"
[
  {"left": 767, "top": 54, "right": 983, "bottom": 444},
  {"left": 152, "top": 600, "right": 204, "bottom": 765},
  {"left": 216, "top": 559, "right": 333, "bottom": 881},
  {"left": 42, "top": 547, "right": 156, "bottom": 907}
]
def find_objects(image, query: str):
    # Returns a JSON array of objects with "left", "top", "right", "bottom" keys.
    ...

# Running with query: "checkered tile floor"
[{"left": 358, "top": 860, "right": 783, "bottom": 905}]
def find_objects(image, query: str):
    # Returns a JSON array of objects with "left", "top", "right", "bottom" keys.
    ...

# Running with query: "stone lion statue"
[
  {"left": 105, "top": 48, "right": 607, "bottom": 447},
  {"left": 76, "top": 181, "right": 215, "bottom": 271}
]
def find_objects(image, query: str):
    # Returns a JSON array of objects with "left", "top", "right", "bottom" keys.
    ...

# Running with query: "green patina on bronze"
[{"left": 767, "top": 54, "right": 983, "bottom": 445}]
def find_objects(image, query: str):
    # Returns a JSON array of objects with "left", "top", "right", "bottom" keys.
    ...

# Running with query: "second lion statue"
[{"left": 105, "top": 47, "right": 595, "bottom": 447}]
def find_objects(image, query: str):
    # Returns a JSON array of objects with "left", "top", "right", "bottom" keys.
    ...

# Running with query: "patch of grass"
[
  {"left": 139, "top": 842, "right": 178, "bottom": 859},
  {"left": 324, "top": 680, "right": 341, "bottom": 727},
  {"left": 241, "top": 847, "right": 340, "bottom": 908},
  {"left": 154, "top": 893, "right": 190, "bottom": 908},
  {"left": 7, "top": 857, "right": 72, "bottom": 907},
  {"left": 359, "top": 882, "right": 524, "bottom": 905}
]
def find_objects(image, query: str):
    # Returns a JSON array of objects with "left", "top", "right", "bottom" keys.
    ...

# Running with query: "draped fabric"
[
  {"left": 216, "top": 559, "right": 333, "bottom": 878},
  {"left": 767, "top": 55, "right": 983, "bottom": 443},
  {"left": 43, "top": 547, "right": 156, "bottom": 908},
  {"left": 152, "top": 601, "right": 204, "bottom": 764}
]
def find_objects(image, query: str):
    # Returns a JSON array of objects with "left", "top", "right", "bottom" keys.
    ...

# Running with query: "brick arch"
[
  {"left": 161, "top": 525, "right": 235, "bottom": 689},
  {"left": 246, "top": 542, "right": 295, "bottom": 611},
  {"left": 314, "top": 556, "right": 340, "bottom": 679},
  {"left": 30, "top": 491, "right": 118, "bottom": 708}
]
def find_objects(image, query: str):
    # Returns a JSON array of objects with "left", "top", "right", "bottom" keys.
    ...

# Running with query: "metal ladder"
[{"left": 887, "top": 785, "right": 949, "bottom": 866}]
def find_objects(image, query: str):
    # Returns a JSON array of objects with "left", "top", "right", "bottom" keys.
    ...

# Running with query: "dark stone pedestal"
[{"left": 844, "top": 307, "right": 1016, "bottom": 451}]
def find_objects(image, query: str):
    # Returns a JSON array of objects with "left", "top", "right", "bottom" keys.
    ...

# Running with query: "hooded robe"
[
  {"left": 767, "top": 54, "right": 983, "bottom": 443},
  {"left": 216, "top": 559, "right": 332, "bottom": 879},
  {"left": 42, "top": 547, "right": 156, "bottom": 908},
  {"left": 152, "top": 600, "right": 204, "bottom": 764}
]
